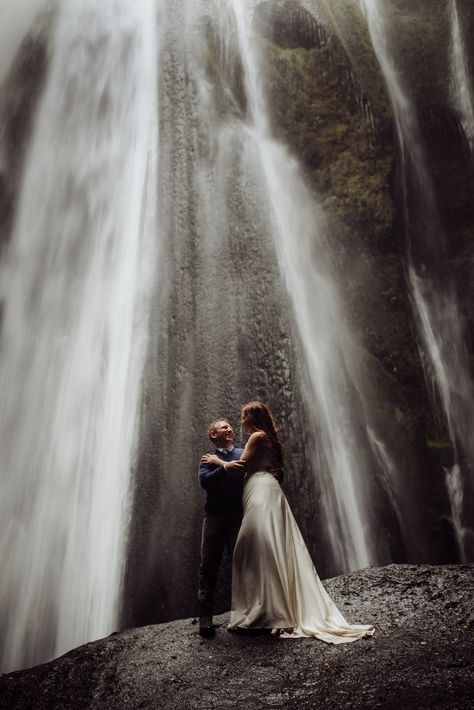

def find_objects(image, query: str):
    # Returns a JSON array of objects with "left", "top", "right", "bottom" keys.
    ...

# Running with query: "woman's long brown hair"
[{"left": 242, "top": 400, "right": 284, "bottom": 468}]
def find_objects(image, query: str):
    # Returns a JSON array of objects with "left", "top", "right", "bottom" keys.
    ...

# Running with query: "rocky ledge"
[{"left": 1, "top": 565, "right": 473, "bottom": 709}]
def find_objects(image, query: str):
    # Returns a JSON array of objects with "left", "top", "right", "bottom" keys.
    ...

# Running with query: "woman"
[{"left": 206, "top": 401, "right": 374, "bottom": 642}]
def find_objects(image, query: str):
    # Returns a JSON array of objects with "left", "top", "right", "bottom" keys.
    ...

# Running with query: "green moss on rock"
[
  {"left": 263, "top": 39, "right": 394, "bottom": 241},
  {"left": 255, "top": 8, "right": 442, "bottom": 445},
  {"left": 303, "top": 0, "right": 389, "bottom": 111}
]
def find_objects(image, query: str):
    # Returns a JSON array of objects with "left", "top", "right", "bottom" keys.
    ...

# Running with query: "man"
[{"left": 197, "top": 417, "right": 244, "bottom": 638}]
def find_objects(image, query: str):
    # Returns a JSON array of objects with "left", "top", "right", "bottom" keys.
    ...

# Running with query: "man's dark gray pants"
[{"left": 198, "top": 513, "right": 242, "bottom": 617}]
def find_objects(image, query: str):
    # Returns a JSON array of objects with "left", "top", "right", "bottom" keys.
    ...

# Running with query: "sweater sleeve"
[{"left": 198, "top": 461, "right": 227, "bottom": 490}]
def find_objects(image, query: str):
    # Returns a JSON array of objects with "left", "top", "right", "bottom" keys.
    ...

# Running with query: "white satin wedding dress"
[{"left": 229, "top": 471, "right": 375, "bottom": 643}]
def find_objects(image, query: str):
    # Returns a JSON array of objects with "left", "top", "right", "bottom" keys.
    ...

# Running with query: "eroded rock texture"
[{"left": 1, "top": 565, "right": 473, "bottom": 709}]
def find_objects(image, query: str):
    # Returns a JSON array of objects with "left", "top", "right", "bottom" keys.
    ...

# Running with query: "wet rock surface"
[{"left": 1, "top": 565, "right": 473, "bottom": 709}]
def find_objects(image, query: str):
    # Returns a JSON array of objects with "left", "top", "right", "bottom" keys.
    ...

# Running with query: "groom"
[{"left": 197, "top": 417, "right": 244, "bottom": 638}]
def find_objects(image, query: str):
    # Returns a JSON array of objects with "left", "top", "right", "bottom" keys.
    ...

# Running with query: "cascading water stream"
[
  {"left": 124, "top": 0, "right": 429, "bottom": 617},
  {"left": 0, "top": 0, "right": 48, "bottom": 85},
  {"left": 447, "top": 0, "right": 474, "bottom": 554},
  {"left": 0, "top": 0, "right": 158, "bottom": 673},
  {"left": 360, "top": 0, "right": 474, "bottom": 560},
  {"left": 449, "top": 0, "right": 474, "bottom": 152},
  {"left": 227, "top": 0, "right": 387, "bottom": 571}
]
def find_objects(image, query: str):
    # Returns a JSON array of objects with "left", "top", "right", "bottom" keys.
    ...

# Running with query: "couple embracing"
[{"left": 197, "top": 400, "right": 375, "bottom": 642}]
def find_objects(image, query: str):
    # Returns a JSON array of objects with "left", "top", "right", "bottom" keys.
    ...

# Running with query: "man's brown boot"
[{"left": 199, "top": 616, "right": 215, "bottom": 638}]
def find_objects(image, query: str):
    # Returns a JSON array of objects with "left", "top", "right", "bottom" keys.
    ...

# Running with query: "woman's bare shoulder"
[{"left": 249, "top": 430, "right": 268, "bottom": 442}]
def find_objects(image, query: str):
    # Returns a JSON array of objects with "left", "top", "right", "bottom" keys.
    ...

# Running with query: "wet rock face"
[
  {"left": 259, "top": 0, "right": 474, "bottom": 457},
  {"left": 258, "top": 0, "right": 451, "bottom": 540},
  {"left": 122, "top": 1, "right": 312, "bottom": 629},
  {"left": 125, "top": 0, "right": 474, "bottom": 626},
  {"left": 254, "top": 1, "right": 326, "bottom": 50},
  {"left": 1, "top": 565, "right": 473, "bottom": 710},
  {"left": 389, "top": 0, "right": 445, "bottom": 14}
]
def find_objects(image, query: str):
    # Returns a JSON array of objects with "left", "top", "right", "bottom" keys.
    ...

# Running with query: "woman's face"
[{"left": 241, "top": 410, "right": 255, "bottom": 435}]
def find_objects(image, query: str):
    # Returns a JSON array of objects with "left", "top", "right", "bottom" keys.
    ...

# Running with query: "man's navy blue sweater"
[{"left": 198, "top": 447, "right": 244, "bottom": 516}]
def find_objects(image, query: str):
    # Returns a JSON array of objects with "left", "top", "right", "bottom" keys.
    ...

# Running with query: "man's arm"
[
  {"left": 198, "top": 460, "right": 228, "bottom": 490},
  {"left": 198, "top": 448, "right": 246, "bottom": 488}
]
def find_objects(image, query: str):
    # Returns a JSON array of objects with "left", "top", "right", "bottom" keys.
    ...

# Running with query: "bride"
[{"left": 210, "top": 400, "right": 375, "bottom": 642}]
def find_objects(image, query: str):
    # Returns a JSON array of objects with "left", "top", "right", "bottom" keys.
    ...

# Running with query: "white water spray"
[
  {"left": 0, "top": 0, "right": 158, "bottom": 672},
  {"left": 228, "top": 0, "right": 377, "bottom": 570},
  {"left": 445, "top": 464, "right": 468, "bottom": 562},
  {"left": 360, "top": 0, "right": 474, "bottom": 560},
  {"left": 449, "top": 0, "right": 474, "bottom": 151}
]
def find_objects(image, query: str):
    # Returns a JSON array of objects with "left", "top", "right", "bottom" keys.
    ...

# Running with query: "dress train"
[{"left": 229, "top": 473, "right": 375, "bottom": 643}]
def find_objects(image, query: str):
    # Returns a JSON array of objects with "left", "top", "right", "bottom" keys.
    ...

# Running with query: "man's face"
[{"left": 211, "top": 420, "right": 234, "bottom": 448}]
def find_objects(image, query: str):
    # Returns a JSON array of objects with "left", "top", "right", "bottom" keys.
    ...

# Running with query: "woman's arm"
[
  {"left": 201, "top": 453, "right": 246, "bottom": 473},
  {"left": 205, "top": 432, "right": 266, "bottom": 472},
  {"left": 232, "top": 431, "right": 282, "bottom": 479},
  {"left": 240, "top": 431, "right": 265, "bottom": 462},
  {"left": 224, "top": 431, "right": 266, "bottom": 470}
]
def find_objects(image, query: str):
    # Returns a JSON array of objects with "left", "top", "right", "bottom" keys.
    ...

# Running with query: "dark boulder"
[{"left": 1, "top": 565, "right": 473, "bottom": 709}]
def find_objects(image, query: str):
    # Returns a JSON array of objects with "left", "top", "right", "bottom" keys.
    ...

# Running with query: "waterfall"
[
  {"left": 124, "top": 0, "right": 414, "bottom": 625},
  {"left": 122, "top": 0, "right": 309, "bottom": 626},
  {"left": 445, "top": 464, "right": 469, "bottom": 563},
  {"left": 226, "top": 0, "right": 394, "bottom": 571},
  {"left": 360, "top": 0, "right": 474, "bottom": 560},
  {"left": 0, "top": 0, "right": 158, "bottom": 673},
  {"left": 4, "top": 0, "right": 468, "bottom": 672},
  {"left": 0, "top": 0, "right": 47, "bottom": 85},
  {"left": 449, "top": 0, "right": 474, "bottom": 152}
]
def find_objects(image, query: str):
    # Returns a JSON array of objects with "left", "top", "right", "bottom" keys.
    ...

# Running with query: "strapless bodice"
[{"left": 246, "top": 442, "right": 278, "bottom": 476}]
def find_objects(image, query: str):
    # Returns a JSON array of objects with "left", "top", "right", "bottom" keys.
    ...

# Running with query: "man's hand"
[{"left": 201, "top": 453, "right": 225, "bottom": 466}]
